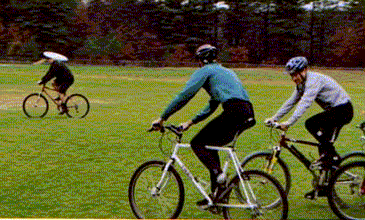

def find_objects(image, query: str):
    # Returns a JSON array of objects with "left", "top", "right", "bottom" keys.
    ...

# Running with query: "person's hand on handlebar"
[
  {"left": 264, "top": 117, "right": 276, "bottom": 127},
  {"left": 264, "top": 118, "right": 289, "bottom": 131},
  {"left": 151, "top": 118, "right": 165, "bottom": 131},
  {"left": 178, "top": 120, "right": 194, "bottom": 131},
  {"left": 278, "top": 121, "right": 290, "bottom": 131}
]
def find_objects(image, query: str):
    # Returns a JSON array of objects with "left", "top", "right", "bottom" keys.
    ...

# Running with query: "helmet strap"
[
  {"left": 299, "top": 69, "right": 307, "bottom": 83},
  {"left": 201, "top": 59, "right": 217, "bottom": 65}
]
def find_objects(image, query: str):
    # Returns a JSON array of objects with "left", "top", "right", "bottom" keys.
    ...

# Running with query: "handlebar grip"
[
  {"left": 265, "top": 121, "right": 281, "bottom": 129},
  {"left": 170, "top": 124, "right": 182, "bottom": 132},
  {"left": 357, "top": 122, "right": 365, "bottom": 130}
]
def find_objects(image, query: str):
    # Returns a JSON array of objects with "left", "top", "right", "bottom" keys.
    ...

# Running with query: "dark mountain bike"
[
  {"left": 327, "top": 160, "right": 365, "bottom": 220},
  {"left": 241, "top": 122, "right": 365, "bottom": 199}
]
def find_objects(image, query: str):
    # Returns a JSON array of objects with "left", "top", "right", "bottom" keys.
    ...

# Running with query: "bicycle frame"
[
  {"left": 153, "top": 131, "right": 258, "bottom": 209},
  {"left": 38, "top": 85, "right": 60, "bottom": 106},
  {"left": 266, "top": 126, "right": 365, "bottom": 192},
  {"left": 278, "top": 132, "right": 320, "bottom": 170},
  {"left": 263, "top": 128, "right": 332, "bottom": 188}
]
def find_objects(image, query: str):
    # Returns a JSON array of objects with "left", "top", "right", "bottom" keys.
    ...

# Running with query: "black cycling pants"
[
  {"left": 190, "top": 99, "right": 255, "bottom": 191},
  {"left": 53, "top": 79, "right": 74, "bottom": 94},
  {"left": 305, "top": 101, "right": 353, "bottom": 156}
]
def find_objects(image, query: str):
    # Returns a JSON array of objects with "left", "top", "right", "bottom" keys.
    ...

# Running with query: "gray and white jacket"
[{"left": 272, "top": 71, "right": 351, "bottom": 126}]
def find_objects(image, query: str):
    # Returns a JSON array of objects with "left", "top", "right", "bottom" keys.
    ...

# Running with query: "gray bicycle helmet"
[
  {"left": 195, "top": 44, "right": 218, "bottom": 64},
  {"left": 285, "top": 56, "right": 308, "bottom": 75}
]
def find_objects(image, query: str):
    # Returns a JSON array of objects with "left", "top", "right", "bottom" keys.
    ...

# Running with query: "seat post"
[{"left": 330, "top": 127, "right": 339, "bottom": 144}]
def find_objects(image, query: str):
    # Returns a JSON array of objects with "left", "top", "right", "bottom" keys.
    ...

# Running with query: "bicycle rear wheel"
[
  {"left": 328, "top": 161, "right": 365, "bottom": 220},
  {"left": 22, "top": 93, "right": 49, "bottom": 118},
  {"left": 222, "top": 170, "right": 288, "bottom": 220},
  {"left": 65, "top": 94, "right": 90, "bottom": 118},
  {"left": 128, "top": 160, "right": 185, "bottom": 219},
  {"left": 341, "top": 151, "right": 365, "bottom": 165}
]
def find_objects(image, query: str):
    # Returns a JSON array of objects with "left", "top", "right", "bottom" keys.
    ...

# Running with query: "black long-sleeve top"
[{"left": 39, "top": 61, "right": 74, "bottom": 84}]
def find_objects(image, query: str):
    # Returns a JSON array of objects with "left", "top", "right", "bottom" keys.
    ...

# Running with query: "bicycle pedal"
[
  {"left": 206, "top": 205, "right": 223, "bottom": 215},
  {"left": 196, "top": 204, "right": 210, "bottom": 212},
  {"left": 304, "top": 190, "right": 318, "bottom": 200},
  {"left": 217, "top": 173, "right": 227, "bottom": 184},
  {"left": 309, "top": 162, "right": 322, "bottom": 171},
  {"left": 196, "top": 198, "right": 213, "bottom": 211}
]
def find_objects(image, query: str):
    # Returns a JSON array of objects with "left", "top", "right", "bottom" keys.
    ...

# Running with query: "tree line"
[{"left": 0, "top": 0, "right": 364, "bottom": 67}]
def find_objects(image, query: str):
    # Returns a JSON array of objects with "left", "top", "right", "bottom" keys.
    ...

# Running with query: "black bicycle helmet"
[
  {"left": 195, "top": 44, "right": 218, "bottom": 64},
  {"left": 285, "top": 56, "right": 308, "bottom": 75}
]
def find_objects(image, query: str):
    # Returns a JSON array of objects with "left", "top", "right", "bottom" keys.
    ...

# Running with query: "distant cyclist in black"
[{"left": 37, "top": 58, "right": 74, "bottom": 114}]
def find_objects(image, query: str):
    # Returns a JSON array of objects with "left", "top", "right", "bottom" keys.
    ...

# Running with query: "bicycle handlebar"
[
  {"left": 265, "top": 120, "right": 365, "bottom": 147},
  {"left": 265, "top": 121, "right": 282, "bottom": 130},
  {"left": 265, "top": 121, "right": 321, "bottom": 147},
  {"left": 357, "top": 121, "right": 365, "bottom": 133},
  {"left": 147, "top": 124, "right": 183, "bottom": 138}
]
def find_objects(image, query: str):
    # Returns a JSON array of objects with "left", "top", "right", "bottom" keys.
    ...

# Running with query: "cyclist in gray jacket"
[{"left": 265, "top": 56, "right": 353, "bottom": 198}]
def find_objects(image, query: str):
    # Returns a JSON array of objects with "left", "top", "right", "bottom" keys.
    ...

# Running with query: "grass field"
[{"left": 0, "top": 64, "right": 365, "bottom": 219}]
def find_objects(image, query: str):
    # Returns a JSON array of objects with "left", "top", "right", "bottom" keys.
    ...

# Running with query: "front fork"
[
  {"left": 151, "top": 160, "right": 175, "bottom": 197},
  {"left": 34, "top": 93, "right": 44, "bottom": 106},
  {"left": 360, "top": 176, "right": 365, "bottom": 195},
  {"left": 265, "top": 146, "right": 282, "bottom": 174}
]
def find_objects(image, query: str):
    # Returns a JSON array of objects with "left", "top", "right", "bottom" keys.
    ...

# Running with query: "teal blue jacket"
[{"left": 161, "top": 63, "right": 250, "bottom": 124}]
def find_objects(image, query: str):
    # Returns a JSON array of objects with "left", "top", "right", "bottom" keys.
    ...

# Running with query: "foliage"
[
  {"left": 328, "top": 21, "right": 365, "bottom": 67},
  {"left": 164, "top": 44, "right": 191, "bottom": 64},
  {"left": 1, "top": 1, "right": 83, "bottom": 58},
  {"left": 0, "top": 0, "right": 364, "bottom": 67},
  {"left": 227, "top": 45, "right": 249, "bottom": 62}
]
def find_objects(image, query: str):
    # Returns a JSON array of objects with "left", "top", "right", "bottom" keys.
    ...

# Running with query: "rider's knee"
[{"left": 247, "top": 117, "right": 256, "bottom": 128}]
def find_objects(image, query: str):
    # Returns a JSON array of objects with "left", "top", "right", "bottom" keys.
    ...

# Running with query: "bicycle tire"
[
  {"left": 222, "top": 169, "right": 288, "bottom": 220},
  {"left": 65, "top": 94, "right": 90, "bottom": 118},
  {"left": 128, "top": 160, "right": 185, "bottom": 219},
  {"left": 327, "top": 161, "right": 365, "bottom": 220},
  {"left": 241, "top": 151, "right": 291, "bottom": 194},
  {"left": 341, "top": 151, "right": 365, "bottom": 165},
  {"left": 22, "top": 93, "right": 49, "bottom": 118}
]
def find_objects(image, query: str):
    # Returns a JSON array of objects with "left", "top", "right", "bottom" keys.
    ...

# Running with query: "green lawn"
[{"left": 0, "top": 64, "right": 364, "bottom": 219}]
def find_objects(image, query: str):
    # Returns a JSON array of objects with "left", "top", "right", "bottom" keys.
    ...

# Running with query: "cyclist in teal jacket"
[{"left": 152, "top": 44, "right": 255, "bottom": 209}]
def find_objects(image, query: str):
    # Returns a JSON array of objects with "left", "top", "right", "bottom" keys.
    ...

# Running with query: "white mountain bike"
[{"left": 128, "top": 124, "right": 288, "bottom": 219}]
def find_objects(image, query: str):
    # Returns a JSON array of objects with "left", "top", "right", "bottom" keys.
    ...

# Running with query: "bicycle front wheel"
[
  {"left": 328, "top": 161, "right": 365, "bottom": 220},
  {"left": 128, "top": 160, "right": 185, "bottom": 219},
  {"left": 22, "top": 93, "right": 49, "bottom": 118},
  {"left": 241, "top": 151, "right": 291, "bottom": 195},
  {"left": 223, "top": 170, "right": 288, "bottom": 220},
  {"left": 65, "top": 94, "right": 90, "bottom": 118}
]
